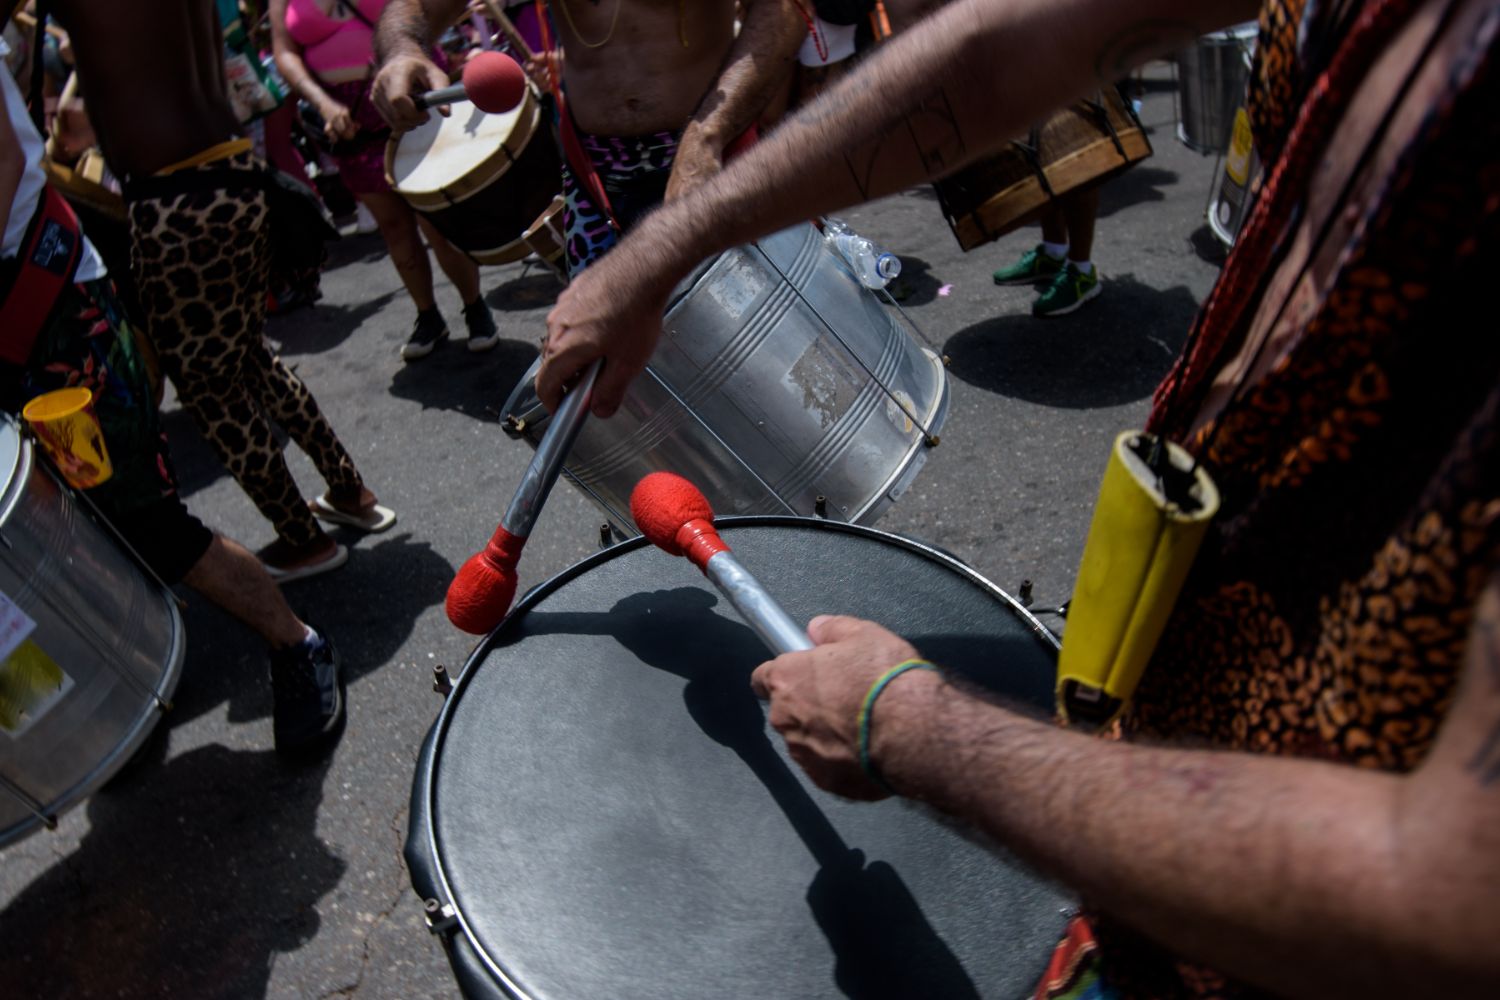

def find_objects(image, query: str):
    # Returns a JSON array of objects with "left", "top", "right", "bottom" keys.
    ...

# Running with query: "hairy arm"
[
  {"left": 665, "top": 0, "right": 806, "bottom": 202},
  {"left": 371, "top": 0, "right": 466, "bottom": 129},
  {"left": 764, "top": 578, "right": 1500, "bottom": 997},
  {"left": 538, "top": 0, "right": 1258, "bottom": 414}
]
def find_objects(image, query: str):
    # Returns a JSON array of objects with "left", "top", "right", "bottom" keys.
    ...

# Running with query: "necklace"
[{"left": 554, "top": 0, "right": 623, "bottom": 49}]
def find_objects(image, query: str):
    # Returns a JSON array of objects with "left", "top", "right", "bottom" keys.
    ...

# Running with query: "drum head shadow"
[{"left": 419, "top": 520, "right": 1071, "bottom": 999}]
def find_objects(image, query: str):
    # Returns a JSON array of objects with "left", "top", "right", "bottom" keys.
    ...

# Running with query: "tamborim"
[
  {"left": 933, "top": 88, "right": 1152, "bottom": 252},
  {"left": 407, "top": 517, "right": 1072, "bottom": 999},
  {"left": 502, "top": 223, "right": 949, "bottom": 535},
  {"left": 386, "top": 86, "right": 561, "bottom": 266}
]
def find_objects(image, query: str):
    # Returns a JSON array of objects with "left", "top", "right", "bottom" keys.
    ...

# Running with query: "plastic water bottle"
[{"left": 823, "top": 218, "right": 901, "bottom": 289}]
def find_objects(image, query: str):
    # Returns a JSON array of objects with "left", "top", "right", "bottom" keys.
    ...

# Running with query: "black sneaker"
[
  {"left": 402, "top": 308, "right": 449, "bottom": 361},
  {"left": 463, "top": 299, "right": 499, "bottom": 352},
  {"left": 270, "top": 627, "right": 345, "bottom": 756}
]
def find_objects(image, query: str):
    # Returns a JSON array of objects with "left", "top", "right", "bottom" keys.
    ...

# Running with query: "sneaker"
[
  {"left": 992, "top": 245, "right": 1066, "bottom": 285},
  {"left": 402, "top": 308, "right": 449, "bottom": 361},
  {"left": 269, "top": 627, "right": 345, "bottom": 756},
  {"left": 1033, "top": 263, "right": 1102, "bottom": 317},
  {"left": 463, "top": 299, "right": 500, "bottom": 352},
  {"left": 354, "top": 202, "right": 378, "bottom": 234},
  {"left": 260, "top": 533, "right": 348, "bottom": 584}
]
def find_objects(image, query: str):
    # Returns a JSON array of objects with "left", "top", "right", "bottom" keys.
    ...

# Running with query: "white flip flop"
[{"left": 309, "top": 493, "right": 398, "bottom": 534}]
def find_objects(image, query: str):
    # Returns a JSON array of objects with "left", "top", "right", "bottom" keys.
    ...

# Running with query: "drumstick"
[
  {"left": 630, "top": 472, "right": 814, "bottom": 656},
  {"left": 476, "top": 0, "right": 536, "bottom": 62},
  {"left": 446, "top": 361, "right": 602, "bottom": 634}
]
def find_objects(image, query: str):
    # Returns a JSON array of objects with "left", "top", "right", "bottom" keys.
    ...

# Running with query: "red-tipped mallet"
[
  {"left": 630, "top": 472, "right": 813, "bottom": 655},
  {"left": 446, "top": 360, "right": 602, "bottom": 634},
  {"left": 414, "top": 50, "right": 528, "bottom": 113}
]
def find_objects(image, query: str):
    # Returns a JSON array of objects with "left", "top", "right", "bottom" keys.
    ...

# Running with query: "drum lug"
[
  {"left": 814, "top": 496, "right": 827, "bottom": 518},
  {"left": 1018, "top": 580, "right": 1033, "bottom": 607},
  {"left": 433, "top": 664, "right": 454, "bottom": 697},
  {"left": 502, "top": 414, "right": 527, "bottom": 439},
  {"left": 423, "top": 897, "right": 460, "bottom": 937}
]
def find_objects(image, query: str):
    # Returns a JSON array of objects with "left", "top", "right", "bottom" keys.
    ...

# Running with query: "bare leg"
[
  {"left": 418, "top": 217, "right": 482, "bottom": 305},
  {"left": 1038, "top": 203, "right": 1068, "bottom": 247},
  {"left": 182, "top": 534, "right": 309, "bottom": 649},
  {"left": 1061, "top": 186, "right": 1100, "bottom": 263},
  {"left": 359, "top": 190, "right": 437, "bottom": 311}
]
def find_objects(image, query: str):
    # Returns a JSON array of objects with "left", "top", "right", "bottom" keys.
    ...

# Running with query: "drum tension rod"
[
  {"left": 432, "top": 664, "right": 453, "bottom": 696},
  {"left": 1084, "top": 94, "right": 1128, "bottom": 158},
  {"left": 423, "top": 898, "right": 460, "bottom": 937},
  {"left": 1013, "top": 128, "right": 1055, "bottom": 200}
]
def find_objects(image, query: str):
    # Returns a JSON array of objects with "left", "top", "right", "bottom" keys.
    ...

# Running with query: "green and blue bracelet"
[{"left": 855, "top": 658, "right": 939, "bottom": 792}]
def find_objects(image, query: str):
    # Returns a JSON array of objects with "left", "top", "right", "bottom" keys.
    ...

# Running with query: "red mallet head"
[
  {"left": 446, "top": 525, "right": 527, "bottom": 634},
  {"left": 462, "top": 51, "right": 527, "bottom": 114},
  {"left": 630, "top": 472, "right": 729, "bottom": 572}
]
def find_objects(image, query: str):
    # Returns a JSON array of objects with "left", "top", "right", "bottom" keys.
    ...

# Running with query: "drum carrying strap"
[{"left": 0, "top": 185, "right": 84, "bottom": 366}]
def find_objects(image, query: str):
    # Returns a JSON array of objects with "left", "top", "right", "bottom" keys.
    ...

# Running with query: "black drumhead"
[{"left": 411, "top": 519, "right": 1071, "bottom": 999}]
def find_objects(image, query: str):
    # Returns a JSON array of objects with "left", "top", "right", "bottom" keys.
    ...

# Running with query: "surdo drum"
[
  {"left": 933, "top": 88, "right": 1152, "bottom": 252},
  {"left": 502, "top": 223, "right": 950, "bottom": 536},
  {"left": 386, "top": 84, "right": 562, "bottom": 266},
  {"left": 0, "top": 417, "right": 185, "bottom": 845},
  {"left": 406, "top": 518, "right": 1073, "bottom": 999}
]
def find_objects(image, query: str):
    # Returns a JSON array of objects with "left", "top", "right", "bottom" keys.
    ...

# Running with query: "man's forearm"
[
  {"left": 375, "top": 0, "right": 463, "bottom": 63},
  {"left": 873, "top": 673, "right": 1494, "bottom": 997},
  {"left": 640, "top": 0, "right": 1255, "bottom": 270},
  {"left": 684, "top": 0, "right": 804, "bottom": 147}
]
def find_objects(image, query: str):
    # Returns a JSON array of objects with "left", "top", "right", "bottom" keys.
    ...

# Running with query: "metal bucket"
[
  {"left": 503, "top": 223, "right": 949, "bottom": 534},
  {"left": 0, "top": 416, "right": 185, "bottom": 846},
  {"left": 1176, "top": 23, "right": 1258, "bottom": 154}
]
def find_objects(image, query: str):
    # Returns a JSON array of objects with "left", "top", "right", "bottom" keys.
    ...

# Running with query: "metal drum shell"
[
  {"left": 0, "top": 419, "right": 184, "bottom": 846},
  {"left": 406, "top": 517, "right": 1073, "bottom": 1000},
  {"left": 1175, "top": 23, "right": 1259, "bottom": 154},
  {"left": 504, "top": 223, "right": 949, "bottom": 534},
  {"left": 385, "top": 86, "right": 562, "bottom": 266}
]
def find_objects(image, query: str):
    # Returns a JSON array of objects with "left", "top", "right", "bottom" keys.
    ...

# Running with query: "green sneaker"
[
  {"left": 992, "top": 245, "right": 1066, "bottom": 285},
  {"left": 1033, "top": 263, "right": 1102, "bottom": 317}
]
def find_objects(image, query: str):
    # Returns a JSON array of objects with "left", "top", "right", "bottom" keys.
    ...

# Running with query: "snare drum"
[
  {"left": 933, "top": 88, "right": 1152, "bottom": 252},
  {"left": 503, "top": 223, "right": 949, "bottom": 534},
  {"left": 407, "top": 517, "right": 1072, "bottom": 999},
  {"left": 0, "top": 417, "right": 185, "bottom": 846},
  {"left": 386, "top": 85, "right": 562, "bottom": 266}
]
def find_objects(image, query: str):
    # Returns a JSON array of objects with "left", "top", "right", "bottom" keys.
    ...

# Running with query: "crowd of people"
[{"left": 3, "top": 0, "right": 1497, "bottom": 995}]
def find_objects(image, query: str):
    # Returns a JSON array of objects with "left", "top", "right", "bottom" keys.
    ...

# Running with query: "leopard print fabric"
[
  {"left": 562, "top": 128, "right": 679, "bottom": 277},
  {"left": 1079, "top": 1, "right": 1500, "bottom": 995},
  {"left": 126, "top": 151, "right": 363, "bottom": 548}
]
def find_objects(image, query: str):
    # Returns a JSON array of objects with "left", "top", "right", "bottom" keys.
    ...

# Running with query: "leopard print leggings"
[{"left": 126, "top": 151, "right": 362, "bottom": 549}]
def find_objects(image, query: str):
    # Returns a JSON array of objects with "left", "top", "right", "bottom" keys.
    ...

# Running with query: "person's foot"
[
  {"left": 463, "top": 298, "right": 500, "bottom": 353},
  {"left": 354, "top": 202, "right": 378, "bottom": 234},
  {"left": 310, "top": 485, "right": 398, "bottom": 533},
  {"left": 1033, "top": 263, "right": 1102, "bottom": 317},
  {"left": 402, "top": 308, "right": 449, "bottom": 361},
  {"left": 260, "top": 533, "right": 348, "bottom": 584},
  {"left": 269, "top": 626, "right": 344, "bottom": 757},
  {"left": 992, "top": 245, "right": 1066, "bottom": 286}
]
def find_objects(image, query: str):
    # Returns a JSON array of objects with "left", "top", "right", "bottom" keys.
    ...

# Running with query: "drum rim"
[
  {"left": 385, "top": 85, "right": 545, "bottom": 205},
  {"left": 416, "top": 515, "right": 1058, "bottom": 997},
  {"left": 0, "top": 414, "right": 31, "bottom": 526}
]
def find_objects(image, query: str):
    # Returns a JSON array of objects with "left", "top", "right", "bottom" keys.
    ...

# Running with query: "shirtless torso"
[
  {"left": 52, "top": 0, "right": 242, "bottom": 178},
  {"left": 546, "top": 0, "right": 737, "bottom": 136}
]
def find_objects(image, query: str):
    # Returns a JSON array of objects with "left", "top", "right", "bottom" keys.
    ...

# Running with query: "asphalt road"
[{"left": 1, "top": 66, "right": 1228, "bottom": 999}]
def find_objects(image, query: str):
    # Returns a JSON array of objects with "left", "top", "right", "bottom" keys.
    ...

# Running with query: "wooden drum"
[
  {"left": 385, "top": 86, "right": 562, "bottom": 266},
  {"left": 934, "top": 88, "right": 1152, "bottom": 252}
]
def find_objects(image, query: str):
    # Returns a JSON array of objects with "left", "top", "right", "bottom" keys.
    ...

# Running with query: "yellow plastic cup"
[{"left": 22, "top": 386, "right": 113, "bottom": 489}]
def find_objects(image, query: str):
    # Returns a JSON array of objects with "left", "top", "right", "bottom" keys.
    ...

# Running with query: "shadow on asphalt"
[
  {"left": 324, "top": 229, "right": 394, "bottom": 268},
  {"left": 388, "top": 337, "right": 538, "bottom": 423},
  {"left": 885, "top": 255, "right": 944, "bottom": 307},
  {"left": 484, "top": 268, "right": 564, "bottom": 312},
  {"left": 270, "top": 288, "right": 404, "bottom": 358},
  {"left": 0, "top": 744, "right": 343, "bottom": 999},
  {"left": 941, "top": 273, "right": 1197, "bottom": 408},
  {"left": 1098, "top": 165, "right": 1180, "bottom": 218},
  {"left": 159, "top": 530, "right": 454, "bottom": 731}
]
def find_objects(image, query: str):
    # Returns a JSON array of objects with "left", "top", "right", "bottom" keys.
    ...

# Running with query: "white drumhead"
[{"left": 388, "top": 101, "right": 523, "bottom": 196}]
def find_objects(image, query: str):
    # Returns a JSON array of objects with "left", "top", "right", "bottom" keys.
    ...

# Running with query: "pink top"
[{"left": 284, "top": 0, "right": 387, "bottom": 75}]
